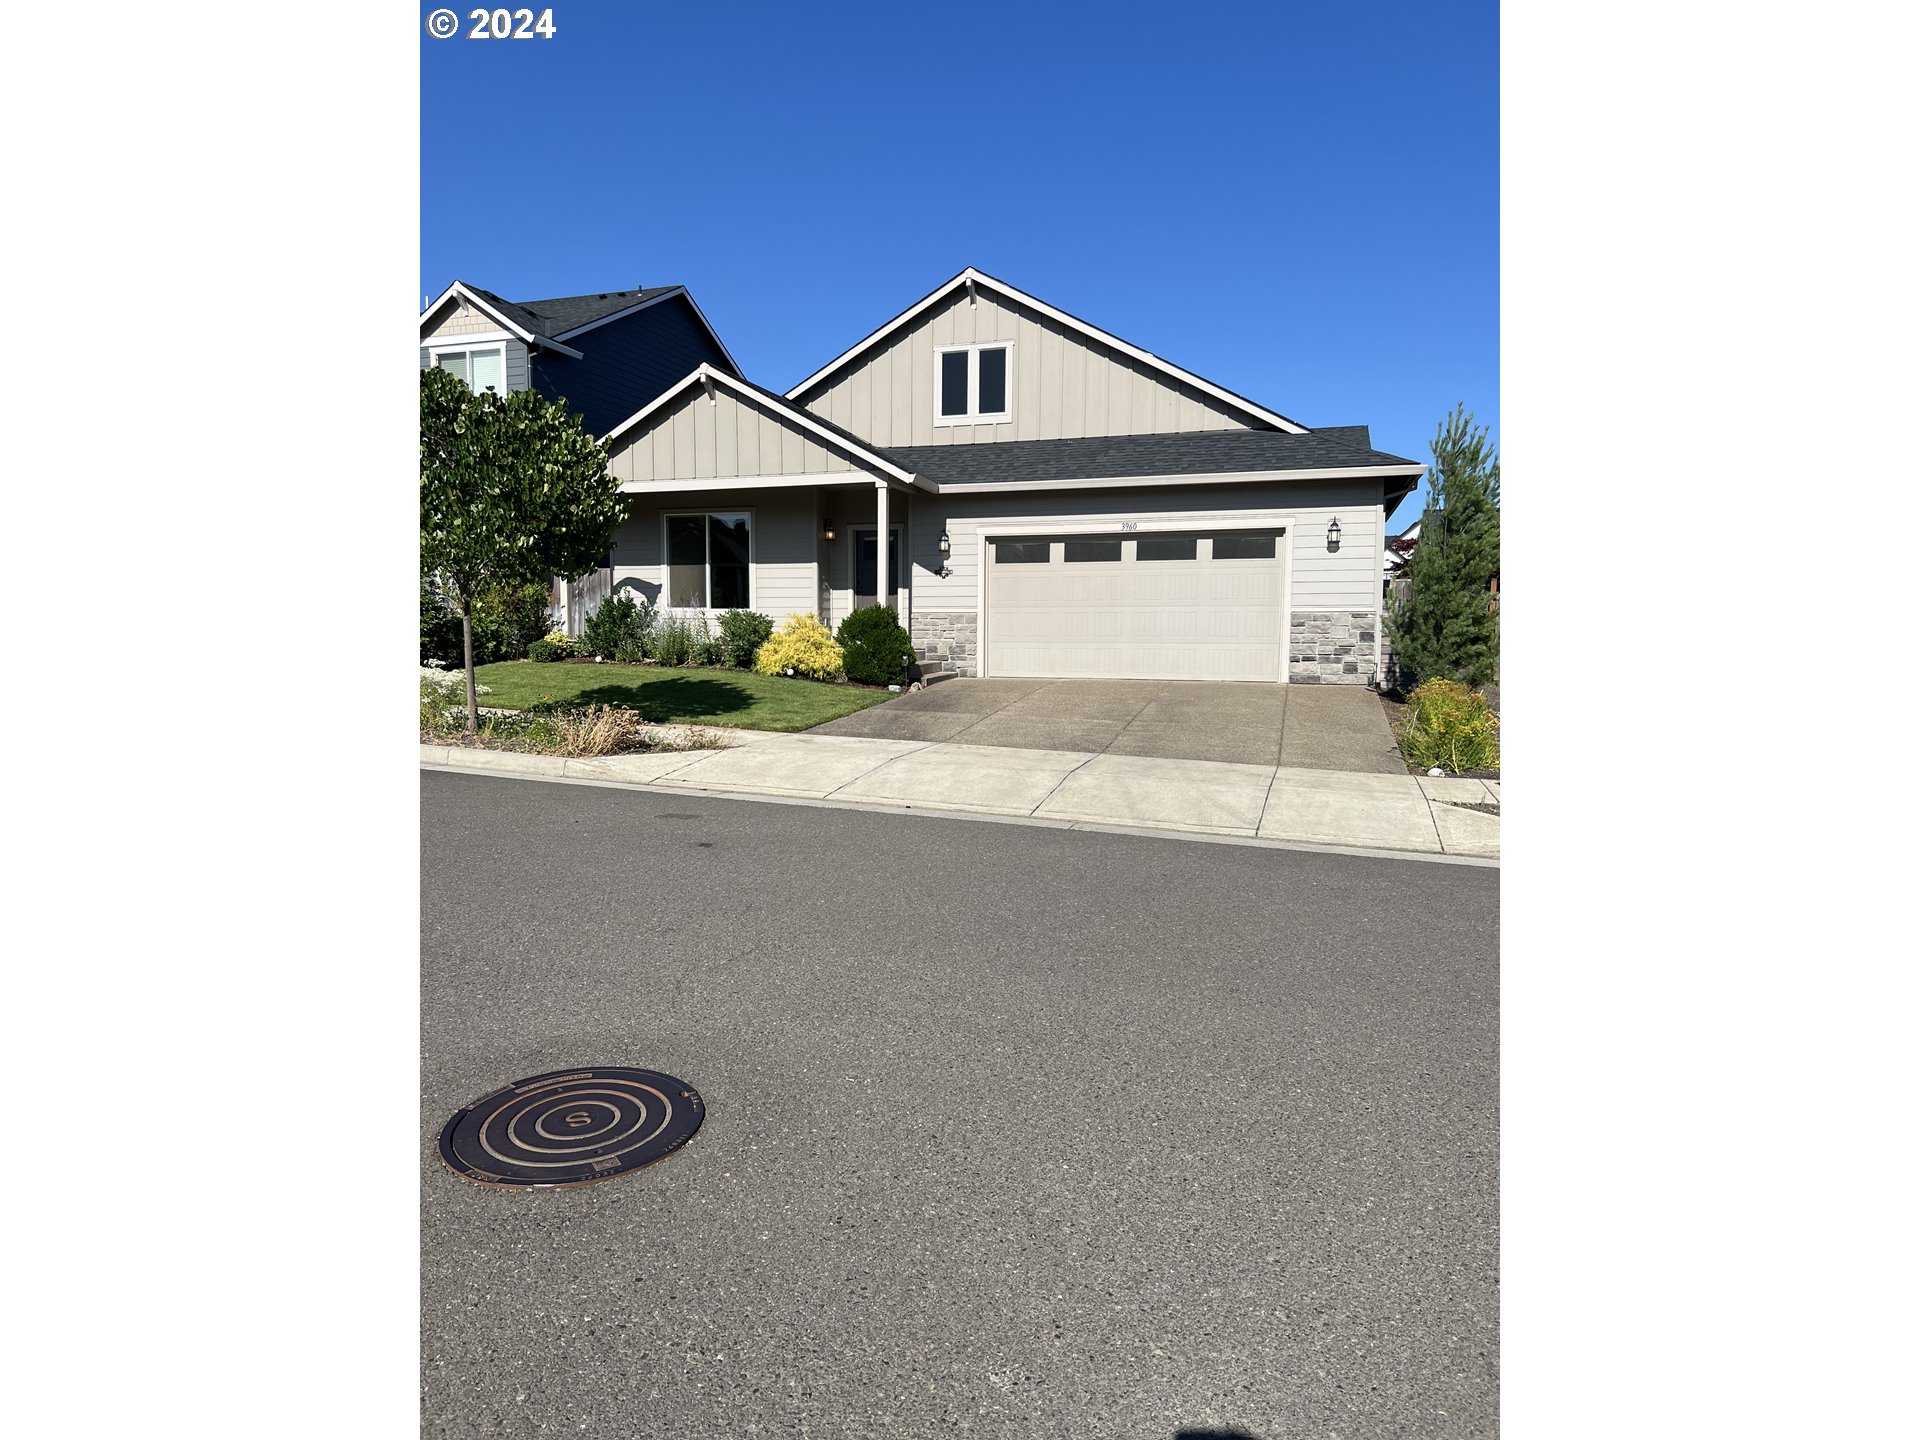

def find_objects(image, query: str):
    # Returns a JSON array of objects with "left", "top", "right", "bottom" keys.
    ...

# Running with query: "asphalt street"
[{"left": 421, "top": 770, "right": 1499, "bottom": 1438}]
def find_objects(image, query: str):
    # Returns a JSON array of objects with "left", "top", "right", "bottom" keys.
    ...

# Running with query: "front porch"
[{"left": 561, "top": 478, "right": 919, "bottom": 639}]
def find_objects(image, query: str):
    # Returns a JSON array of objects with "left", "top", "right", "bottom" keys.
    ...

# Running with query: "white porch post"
[{"left": 874, "top": 479, "right": 889, "bottom": 612}]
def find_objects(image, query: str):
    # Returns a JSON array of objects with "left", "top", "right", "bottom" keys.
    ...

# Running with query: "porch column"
[{"left": 874, "top": 479, "right": 889, "bottom": 611}]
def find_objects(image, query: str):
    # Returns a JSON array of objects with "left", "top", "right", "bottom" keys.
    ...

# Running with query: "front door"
[{"left": 854, "top": 526, "right": 903, "bottom": 610}]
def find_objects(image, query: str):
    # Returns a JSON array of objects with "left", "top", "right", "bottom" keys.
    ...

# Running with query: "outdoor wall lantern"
[
  {"left": 938, "top": 530, "right": 952, "bottom": 577},
  {"left": 1326, "top": 518, "right": 1342, "bottom": 552},
  {"left": 822, "top": 518, "right": 837, "bottom": 542}
]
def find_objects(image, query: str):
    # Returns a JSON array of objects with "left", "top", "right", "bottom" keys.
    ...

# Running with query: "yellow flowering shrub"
[
  {"left": 753, "top": 613, "right": 844, "bottom": 681},
  {"left": 1395, "top": 678, "right": 1499, "bottom": 774}
]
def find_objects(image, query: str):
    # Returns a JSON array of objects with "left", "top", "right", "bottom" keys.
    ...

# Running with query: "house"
[
  {"left": 578, "top": 268, "right": 1422, "bottom": 685},
  {"left": 417, "top": 278, "right": 740, "bottom": 627}
]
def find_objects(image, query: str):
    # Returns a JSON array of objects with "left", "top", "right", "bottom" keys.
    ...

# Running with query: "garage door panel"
[{"left": 986, "top": 530, "right": 1286, "bottom": 682}]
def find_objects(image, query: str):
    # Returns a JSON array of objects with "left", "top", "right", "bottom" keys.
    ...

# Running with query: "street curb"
[{"left": 421, "top": 746, "right": 1499, "bottom": 867}]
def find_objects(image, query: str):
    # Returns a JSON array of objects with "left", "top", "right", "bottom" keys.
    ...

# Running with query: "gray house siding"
[
  {"left": 605, "top": 381, "right": 868, "bottom": 485},
  {"left": 532, "top": 296, "right": 734, "bottom": 440},
  {"left": 608, "top": 486, "right": 821, "bottom": 623},
  {"left": 793, "top": 284, "right": 1258, "bottom": 448}
]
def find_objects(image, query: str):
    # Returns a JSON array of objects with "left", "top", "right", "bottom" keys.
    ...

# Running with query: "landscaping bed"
[
  {"left": 471, "top": 661, "right": 895, "bottom": 732},
  {"left": 1379, "top": 684, "right": 1501, "bottom": 780}
]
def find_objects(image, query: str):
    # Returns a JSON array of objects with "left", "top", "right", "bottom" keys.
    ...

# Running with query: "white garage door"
[{"left": 984, "top": 530, "right": 1287, "bottom": 682}]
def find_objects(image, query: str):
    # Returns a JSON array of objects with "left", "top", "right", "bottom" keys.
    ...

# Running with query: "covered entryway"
[{"left": 984, "top": 529, "right": 1288, "bottom": 682}]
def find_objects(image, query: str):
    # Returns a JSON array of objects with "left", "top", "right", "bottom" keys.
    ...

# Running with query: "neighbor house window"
[
  {"left": 666, "top": 512, "right": 751, "bottom": 608},
  {"left": 936, "top": 344, "right": 1012, "bottom": 424},
  {"left": 434, "top": 346, "right": 506, "bottom": 395}
]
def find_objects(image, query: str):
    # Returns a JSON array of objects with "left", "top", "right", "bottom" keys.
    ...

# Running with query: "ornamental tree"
[
  {"left": 420, "top": 367, "right": 624, "bottom": 730},
  {"left": 1387, "top": 405, "right": 1501, "bottom": 689}
]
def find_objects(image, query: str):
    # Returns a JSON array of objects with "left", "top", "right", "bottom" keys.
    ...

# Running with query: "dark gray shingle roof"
[
  {"left": 449, "top": 284, "right": 683, "bottom": 343},
  {"left": 883, "top": 426, "right": 1419, "bottom": 486}
]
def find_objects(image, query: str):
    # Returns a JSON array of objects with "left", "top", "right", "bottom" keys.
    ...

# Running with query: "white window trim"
[
  {"left": 428, "top": 342, "right": 508, "bottom": 395},
  {"left": 659, "top": 507, "right": 756, "bottom": 612},
  {"left": 933, "top": 342, "right": 1014, "bottom": 428},
  {"left": 421, "top": 330, "right": 514, "bottom": 350}
]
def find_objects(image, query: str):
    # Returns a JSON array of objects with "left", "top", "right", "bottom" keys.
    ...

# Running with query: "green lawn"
[{"left": 471, "top": 661, "right": 895, "bottom": 732}]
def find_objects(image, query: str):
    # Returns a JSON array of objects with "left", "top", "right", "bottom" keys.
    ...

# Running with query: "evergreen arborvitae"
[{"left": 1388, "top": 405, "right": 1500, "bottom": 689}]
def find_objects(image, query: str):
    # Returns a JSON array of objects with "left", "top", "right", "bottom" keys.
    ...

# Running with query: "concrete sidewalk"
[{"left": 421, "top": 731, "right": 1499, "bottom": 860}]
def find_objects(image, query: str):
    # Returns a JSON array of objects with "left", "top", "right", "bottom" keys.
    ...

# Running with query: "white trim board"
[
  {"left": 418, "top": 280, "right": 584, "bottom": 358},
  {"left": 421, "top": 330, "right": 515, "bottom": 350},
  {"left": 619, "top": 473, "right": 882, "bottom": 495},
  {"left": 785, "top": 266, "right": 1309, "bottom": 434}
]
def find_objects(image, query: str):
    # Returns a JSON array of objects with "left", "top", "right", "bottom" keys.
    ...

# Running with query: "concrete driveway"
[{"left": 813, "top": 678, "right": 1405, "bottom": 772}]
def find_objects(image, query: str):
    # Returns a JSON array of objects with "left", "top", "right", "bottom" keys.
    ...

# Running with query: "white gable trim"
[
  {"left": 597, "top": 363, "right": 921, "bottom": 486},
  {"left": 418, "top": 281, "right": 584, "bottom": 358},
  {"left": 551, "top": 287, "right": 744, "bottom": 377},
  {"left": 421, "top": 281, "right": 537, "bottom": 344},
  {"left": 785, "top": 267, "right": 1309, "bottom": 434}
]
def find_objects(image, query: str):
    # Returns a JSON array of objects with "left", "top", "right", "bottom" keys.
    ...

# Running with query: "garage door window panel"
[
  {"left": 1138, "top": 536, "right": 1198, "bottom": 562},
  {"left": 1063, "top": 539, "right": 1122, "bottom": 563},
  {"left": 994, "top": 539, "right": 1051, "bottom": 564},
  {"left": 1212, "top": 533, "right": 1278, "bottom": 560}
]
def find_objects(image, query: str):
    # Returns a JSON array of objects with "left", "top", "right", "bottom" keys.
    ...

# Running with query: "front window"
[
  {"left": 667, "top": 512, "right": 751, "bottom": 608},
  {"left": 935, "top": 344, "right": 1012, "bottom": 424},
  {"left": 434, "top": 347, "right": 505, "bottom": 395}
]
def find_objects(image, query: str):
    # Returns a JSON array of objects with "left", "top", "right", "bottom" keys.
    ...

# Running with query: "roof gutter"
[{"left": 913, "top": 463, "right": 1426, "bottom": 496}]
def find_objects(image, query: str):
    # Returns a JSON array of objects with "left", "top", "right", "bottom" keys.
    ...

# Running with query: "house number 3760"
[{"left": 465, "top": 8, "right": 557, "bottom": 39}]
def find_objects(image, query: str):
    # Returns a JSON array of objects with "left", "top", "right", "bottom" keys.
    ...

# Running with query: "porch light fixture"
[
  {"left": 938, "top": 529, "right": 952, "bottom": 578},
  {"left": 1326, "top": 518, "right": 1342, "bottom": 552},
  {"left": 822, "top": 518, "right": 837, "bottom": 541}
]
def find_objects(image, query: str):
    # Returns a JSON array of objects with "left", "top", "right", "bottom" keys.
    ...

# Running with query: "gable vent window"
[
  {"left": 435, "top": 347, "right": 505, "bottom": 395},
  {"left": 935, "top": 344, "right": 1012, "bottom": 425}
]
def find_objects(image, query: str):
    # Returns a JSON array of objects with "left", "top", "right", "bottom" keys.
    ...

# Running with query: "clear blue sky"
[{"left": 421, "top": 1, "right": 1496, "bottom": 518}]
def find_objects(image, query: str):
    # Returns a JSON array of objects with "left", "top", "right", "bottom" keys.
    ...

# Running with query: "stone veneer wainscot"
[{"left": 1289, "top": 610, "right": 1378, "bottom": 684}]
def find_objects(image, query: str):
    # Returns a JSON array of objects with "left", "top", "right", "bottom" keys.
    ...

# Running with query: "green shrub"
[
  {"left": 1395, "top": 678, "right": 1500, "bottom": 774},
  {"left": 717, "top": 610, "right": 773, "bottom": 668},
  {"left": 423, "top": 580, "right": 554, "bottom": 665},
  {"left": 754, "top": 613, "right": 844, "bottom": 681},
  {"left": 527, "top": 638, "right": 560, "bottom": 663},
  {"left": 835, "top": 604, "right": 915, "bottom": 686},
  {"left": 421, "top": 583, "right": 464, "bottom": 667},
  {"left": 648, "top": 611, "right": 710, "bottom": 667},
  {"left": 472, "top": 580, "right": 556, "bottom": 662},
  {"left": 582, "top": 593, "right": 651, "bottom": 661}
]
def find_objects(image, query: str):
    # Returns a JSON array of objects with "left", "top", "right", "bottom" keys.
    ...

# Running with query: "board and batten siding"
[
  {"left": 606, "top": 382, "right": 860, "bottom": 485},
  {"left": 607, "top": 487, "right": 820, "bottom": 622},
  {"left": 906, "top": 479, "right": 1387, "bottom": 615},
  {"left": 793, "top": 285, "right": 1257, "bottom": 448}
]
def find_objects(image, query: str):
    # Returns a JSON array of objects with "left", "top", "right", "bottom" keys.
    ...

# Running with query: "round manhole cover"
[{"left": 437, "top": 1067, "right": 704, "bottom": 1190}]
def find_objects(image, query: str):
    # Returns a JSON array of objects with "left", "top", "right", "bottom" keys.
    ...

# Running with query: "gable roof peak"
[{"left": 786, "top": 267, "right": 1307, "bottom": 434}]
